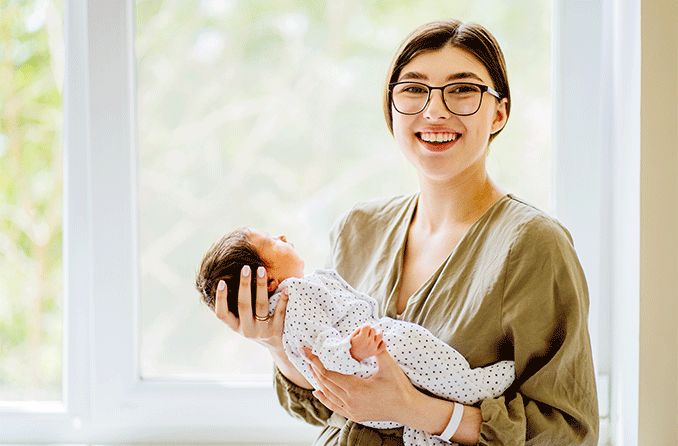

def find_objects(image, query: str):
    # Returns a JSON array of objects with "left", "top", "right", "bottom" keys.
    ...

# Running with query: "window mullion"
[{"left": 87, "top": 0, "right": 139, "bottom": 422}]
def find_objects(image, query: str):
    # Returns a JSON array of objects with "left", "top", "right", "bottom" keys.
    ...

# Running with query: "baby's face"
[{"left": 246, "top": 228, "right": 305, "bottom": 282}]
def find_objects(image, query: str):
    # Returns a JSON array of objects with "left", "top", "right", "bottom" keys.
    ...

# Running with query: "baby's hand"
[{"left": 349, "top": 324, "right": 386, "bottom": 362}]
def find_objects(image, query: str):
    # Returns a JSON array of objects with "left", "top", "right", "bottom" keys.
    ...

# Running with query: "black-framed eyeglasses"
[{"left": 389, "top": 81, "right": 502, "bottom": 116}]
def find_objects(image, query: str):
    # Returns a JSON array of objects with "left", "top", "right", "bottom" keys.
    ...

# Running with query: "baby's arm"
[
  {"left": 283, "top": 279, "right": 379, "bottom": 378},
  {"left": 349, "top": 324, "right": 386, "bottom": 362}
]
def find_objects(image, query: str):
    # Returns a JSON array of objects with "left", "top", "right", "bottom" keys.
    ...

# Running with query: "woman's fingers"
[
  {"left": 215, "top": 279, "right": 239, "bottom": 331},
  {"left": 237, "top": 265, "right": 254, "bottom": 331},
  {"left": 303, "top": 347, "right": 349, "bottom": 399},
  {"left": 303, "top": 347, "right": 325, "bottom": 371},
  {"left": 312, "top": 389, "right": 348, "bottom": 417},
  {"left": 255, "top": 266, "right": 270, "bottom": 320},
  {"left": 309, "top": 362, "right": 350, "bottom": 401}
]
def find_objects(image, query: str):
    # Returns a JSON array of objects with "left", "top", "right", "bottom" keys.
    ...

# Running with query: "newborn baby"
[{"left": 195, "top": 227, "right": 515, "bottom": 446}]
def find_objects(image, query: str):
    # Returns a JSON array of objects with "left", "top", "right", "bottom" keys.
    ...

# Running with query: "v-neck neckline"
[{"left": 387, "top": 192, "right": 512, "bottom": 318}]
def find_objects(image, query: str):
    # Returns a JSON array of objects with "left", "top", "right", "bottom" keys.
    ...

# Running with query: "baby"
[{"left": 195, "top": 227, "right": 515, "bottom": 446}]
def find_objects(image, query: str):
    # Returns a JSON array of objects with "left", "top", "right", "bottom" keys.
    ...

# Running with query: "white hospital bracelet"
[{"left": 433, "top": 402, "right": 464, "bottom": 442}]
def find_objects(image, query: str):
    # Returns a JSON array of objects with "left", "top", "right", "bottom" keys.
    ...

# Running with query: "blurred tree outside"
[
  {"left": 0, "top": 0, "right": 64, "bottom": 401},
  {"left": 135, "top": 0, "right": 551, "bottom": 379}
]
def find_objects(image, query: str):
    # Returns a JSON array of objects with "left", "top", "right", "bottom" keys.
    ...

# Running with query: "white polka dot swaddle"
[{"left": 268, "top": 269, "right": 515, "bottom": 446}]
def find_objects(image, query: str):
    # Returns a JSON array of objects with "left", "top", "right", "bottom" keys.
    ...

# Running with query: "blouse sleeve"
[
  {"left": 478, "top": 216, "right": 599, "bottom": 445},
  {"left": 273, "top": 366, "right": 332, "bottom": 427}
]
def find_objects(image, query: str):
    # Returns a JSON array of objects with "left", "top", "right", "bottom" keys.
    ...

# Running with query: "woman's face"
[{"left": 391, "top": 45, "right": 508, "bottom": 183}]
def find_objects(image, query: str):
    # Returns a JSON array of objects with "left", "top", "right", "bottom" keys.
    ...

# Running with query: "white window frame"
[{"left": 0, "top": 0, "right": 639, "bottom": 443}]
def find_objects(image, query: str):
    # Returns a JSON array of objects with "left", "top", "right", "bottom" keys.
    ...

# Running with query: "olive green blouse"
[{"left": 274, "top": 193, "right": 599, "bottom": 445}]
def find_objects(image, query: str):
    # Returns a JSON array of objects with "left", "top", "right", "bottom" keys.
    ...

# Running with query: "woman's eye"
[
  {"left": 404, "top": 86, "right": 427, "bottom": 94},
  {"left": 451, "top": 86, "right": 478, "bottom": 94}
]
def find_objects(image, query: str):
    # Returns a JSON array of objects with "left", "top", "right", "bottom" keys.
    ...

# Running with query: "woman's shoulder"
[
  {"left": 330, "top": 193, "right": 416, "bottom": 236},
  {"left": 500, "top": 194, "right": 577, "bottom": 255},
  {"left": 344, "top": 193, "right": 416, "bottom": 222}
]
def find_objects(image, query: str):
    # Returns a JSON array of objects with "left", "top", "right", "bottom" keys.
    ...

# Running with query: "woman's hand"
[
  {"left": 305, "top": 346, "right": 482, "bottom": 443},
  {"left": 214, "top": 265, "right": 312, "bottom": 389},
  {"left": 215, "top": 265, "right": 288, "bottom": 353},
  {"left": 303, "top": 346, "right": 418, "bottom": 424}
]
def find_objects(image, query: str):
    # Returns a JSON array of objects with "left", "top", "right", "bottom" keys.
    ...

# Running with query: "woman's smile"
[{"left": 416, "top": 128, "right": 463, "bottom": 153}]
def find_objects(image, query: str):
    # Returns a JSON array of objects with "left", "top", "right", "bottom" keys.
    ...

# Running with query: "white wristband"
[{"left": 433, "top": 402, "right": 464, "bottom": 443}]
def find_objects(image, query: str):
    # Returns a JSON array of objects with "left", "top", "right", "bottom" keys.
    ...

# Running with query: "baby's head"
[{"left": 195, "top": 227, "right": 304, "bottom": 316}]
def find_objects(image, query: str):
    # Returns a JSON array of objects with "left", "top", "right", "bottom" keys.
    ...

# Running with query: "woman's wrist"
[
  {"left": 450, "top": 404, "right": 482, "bottom": 445},
  {"left": 403, "top": 389, "right": 482, "bottom": 445}
]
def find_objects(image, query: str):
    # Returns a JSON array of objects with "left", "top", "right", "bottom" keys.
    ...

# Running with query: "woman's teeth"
[{"left": 418, "top": 132, "right": 460, "bottom": 143}]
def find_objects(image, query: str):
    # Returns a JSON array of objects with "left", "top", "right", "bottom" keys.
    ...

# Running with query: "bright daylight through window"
[
  {"left": 0, "top": 0, "right": 64, "bottom": 403},
  {"left": 135, "top": 0, "right": 552, "bottom": 381}
]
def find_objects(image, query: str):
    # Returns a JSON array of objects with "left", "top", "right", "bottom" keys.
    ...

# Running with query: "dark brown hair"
[
  {"left": 195, "top": 228, "right": 270, "bottom": 316},
  {"left": 383, "top": 20, "right": 511, "bottom": 144}
]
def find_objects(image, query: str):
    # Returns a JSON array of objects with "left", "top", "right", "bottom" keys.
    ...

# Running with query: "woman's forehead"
[{"left": 399, "top": 46, "right": 492, "bottom": 85}]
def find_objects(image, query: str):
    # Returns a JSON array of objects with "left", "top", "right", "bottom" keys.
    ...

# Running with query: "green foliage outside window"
[{"left": 0, "top": 0, "right": 63, "bottom": 401}]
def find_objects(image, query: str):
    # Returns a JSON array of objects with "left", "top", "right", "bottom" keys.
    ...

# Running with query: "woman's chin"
[{"left": 414, "top": 161, "right": 463, "bottom": 182}]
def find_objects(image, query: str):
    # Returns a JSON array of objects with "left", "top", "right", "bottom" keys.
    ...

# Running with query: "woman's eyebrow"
[{"left": 399, "top": 71, "right": 484, "bottom": 83}]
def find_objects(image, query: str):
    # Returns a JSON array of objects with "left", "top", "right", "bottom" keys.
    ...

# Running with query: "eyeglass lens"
[{"left": 392, "top": 82, "right": 484, "bottom": 115}]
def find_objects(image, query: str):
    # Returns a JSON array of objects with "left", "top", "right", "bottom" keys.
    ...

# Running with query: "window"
[
  {"left": 135, "top": 0, "right": 554, "bottom": 383},
  {"left": 0, "top": 1, "right": 625, "bottom": 444},
  {"left": 0, "top": 0, "right": 64, "bottom": 404}
]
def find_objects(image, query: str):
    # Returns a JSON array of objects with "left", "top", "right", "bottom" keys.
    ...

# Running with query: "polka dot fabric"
[{"left": 268, "top": 269, "right": 515, "bottom": 446}]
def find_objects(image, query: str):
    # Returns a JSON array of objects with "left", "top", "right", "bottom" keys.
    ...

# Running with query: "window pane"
[
  {"left": 136, "top": 0, "right": 551, "bottom": 379},
  {"left": 0, "top": 0, "right": 64, "bottom": 401}
]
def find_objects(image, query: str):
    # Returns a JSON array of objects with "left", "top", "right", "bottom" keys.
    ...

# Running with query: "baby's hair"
[{"left": 195, "top": 227, "right": 270, "bottom": 317}]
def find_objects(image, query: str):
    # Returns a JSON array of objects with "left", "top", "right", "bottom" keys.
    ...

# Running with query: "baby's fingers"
[{"left": 350, "top": 325, "right": 365, "bottom": 339}]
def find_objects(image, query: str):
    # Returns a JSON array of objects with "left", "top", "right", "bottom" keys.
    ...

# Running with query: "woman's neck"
[{"left": 414, "top": 167, "right": 505, "bottom": 234}]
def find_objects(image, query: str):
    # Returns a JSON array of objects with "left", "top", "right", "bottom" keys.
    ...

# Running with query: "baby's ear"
[{"left": 267, "top": 278, "right": 279, "bottom": 293}]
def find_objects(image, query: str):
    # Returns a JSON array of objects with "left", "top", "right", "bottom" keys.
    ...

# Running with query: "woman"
[{"left": 215, "top": 20, "right": 599, "bottom": 445}]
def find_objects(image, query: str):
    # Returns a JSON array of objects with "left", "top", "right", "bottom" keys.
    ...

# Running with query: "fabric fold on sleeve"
[
  {"left": 478, "top": 216, "right": 599, "bottom": 446},
  {"left": 274, "top": 365, "right": 332, "bottom": 427}
]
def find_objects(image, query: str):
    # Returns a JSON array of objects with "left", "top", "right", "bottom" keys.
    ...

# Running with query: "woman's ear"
[
  {"left": 490, "top": 97, "right": 508, "bottom": 134},
  {"left": 267, "top": 277, "right": 280, "bottom": 293}
]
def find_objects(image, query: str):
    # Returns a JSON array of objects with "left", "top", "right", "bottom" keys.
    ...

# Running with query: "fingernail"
[
  {"left": 217, "top": 280, "right": 225, "bottom": 291},
  {"left": 257, "top": 266, "right": 265, "bottom": 278},
  {"left": 242, "top": 265, "right": 251, "bottom": 277}
]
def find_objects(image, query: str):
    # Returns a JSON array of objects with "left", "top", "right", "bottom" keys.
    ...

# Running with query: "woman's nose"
[{"left": 423, "top": 90, "right": 452, "bottom": 120}]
